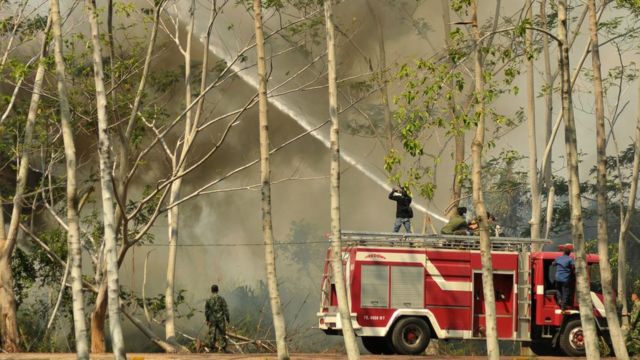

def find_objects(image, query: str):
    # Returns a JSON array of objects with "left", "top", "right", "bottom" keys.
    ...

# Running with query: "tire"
[
  {"left": 390, "top": 317, "right": 431, "bottom": 355},
  {"left": 529, "top": 340, "right": 559, "bottom": 356},
  {"left": 361, "top": 336, "right": 394, "bottom": 355},
  {"left": 559, "top": 319, "right": 586, "bottom": 357}
]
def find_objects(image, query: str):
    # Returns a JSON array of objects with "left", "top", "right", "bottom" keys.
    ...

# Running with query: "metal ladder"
[{"left": 517, "top": 250, "right": 532, "bottom": 341}]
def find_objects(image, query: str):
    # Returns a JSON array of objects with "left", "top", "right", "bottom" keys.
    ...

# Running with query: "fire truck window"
[
  {"left": 361, "top": 265, "right": 389, "bottom": 308},
  {"left": 391, "top": 266, "right": 424, "bottom": 309},
  {"left": 589, "top": 263, "right": 602, "bottom": 293},
  {"left": 545, "top": 259, "right": 556, "bottom": 288}
]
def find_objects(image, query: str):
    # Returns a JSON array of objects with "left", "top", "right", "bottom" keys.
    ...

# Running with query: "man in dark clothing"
[
  {"left": 389, "top": 187, "right": 413, "bottom": 233},
  {"left": 205, "top": 284, "right": 230, "bottom": 352},
  {"left": 553, "top": 246, "right": 575, "bottom": 310},
  {"left": 441, "top": 207, "right": 468, "bottom": 234}
]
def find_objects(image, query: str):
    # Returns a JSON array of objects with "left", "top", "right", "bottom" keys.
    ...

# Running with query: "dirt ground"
[{"left": 0, "top": 354, "right": 620, "bottom": 360}]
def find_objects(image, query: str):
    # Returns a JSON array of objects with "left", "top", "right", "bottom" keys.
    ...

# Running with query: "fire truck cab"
[{"left": 317, "top": 231, "right": 608, "bottom": 356}]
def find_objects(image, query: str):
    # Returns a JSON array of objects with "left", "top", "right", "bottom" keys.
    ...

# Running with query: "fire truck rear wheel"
[
  {"left": 559, "top": 319, "right": 586, "bottom": 357},
  {"left": 361, "top": 336, "right": 394, "bottom": 355},
  {"left": 391, "top": 317, "right": 431, "bottom": 355}
]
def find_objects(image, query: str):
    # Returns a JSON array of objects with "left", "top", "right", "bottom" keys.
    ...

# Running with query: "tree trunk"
[
  {"left": 324, "top": 1, "right": 360, "bottom": 359},
  {"left": 253, "top": 1, "right": 290, "bottom": 359},
  {"left": 165, "top": 0, "right": 195, "bottom": 341},
  {"left": 441, "top": 0, "right": 465, "bottom": 218},
  {"left": 618, "top": 84, "right": 640, "bottom": 332},
  {"left": 50, "top": 0, "right": 89, "bottom": 357},
  {"left": 557, "top": 1, "right": 600, "bottom": 358},
  {"left": 91, "top": 285, "right": 108, "bottom": 353},
  {"left": 0, "top": 16, "right": 50, "bottom": 352},
  {"left": 0, "top": 257, "right": 20, "bottom": 352},
  {"left": 165, "top": 178, "right": 182, "bottom": 343},
  {"left": 85, "top": 0, "right": 126, "bottom": 356},
  {"left": 540, "top": 0, "right": 553, "bottom": 191},
  {"left": 526, "top": 0, "right": 541, "bottom": 245},
  {"left": 540, "top": 0, "right": 555, "bottom": 239},
  {"left": 587, "top": 1, "right": 628, "bottom": 358},
  {"left": 471, "top": 2, "right": 499, "bottom": 359}
]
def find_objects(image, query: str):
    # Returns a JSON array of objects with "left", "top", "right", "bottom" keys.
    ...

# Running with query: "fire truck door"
[{"left": 472, "top": 272, "right": 515, "bottom": 339}]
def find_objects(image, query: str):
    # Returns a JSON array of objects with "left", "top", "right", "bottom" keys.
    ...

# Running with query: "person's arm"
[
  {"left": 389, "top": 189, "right": 398, "bottom": 200},
  {"left": 204, "top": 300, "right": 210, "bottom": 325},
  {"left": 223, "top": 299, "right": 230, "bottom": 323}
]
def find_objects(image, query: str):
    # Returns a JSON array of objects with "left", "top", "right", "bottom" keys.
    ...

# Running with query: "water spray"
[{"left": 185, "top": 8, "right": 447, "bottom": 224}]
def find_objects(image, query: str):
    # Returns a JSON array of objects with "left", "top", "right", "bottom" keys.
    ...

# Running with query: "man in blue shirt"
[{"left": 554, "top": 246, "right": 575, "bottom": 310}]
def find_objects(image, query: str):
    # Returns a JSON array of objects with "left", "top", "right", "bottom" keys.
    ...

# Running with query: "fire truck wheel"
[
  {"left": 361, "top": 336, "right": 394, "bottom": 355},
  {"left": 559, "top": 319, "right": 586, "bottom": 357},
  {"left": 391, "top": 317, "right": 431, "bottom": 355}
]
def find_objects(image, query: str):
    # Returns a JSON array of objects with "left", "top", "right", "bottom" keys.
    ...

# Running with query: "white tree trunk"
[
  {"left": 587, "top": 1, "right": 628, "bottom": 357},
  {"left": 557, "top": 1, "right": 600, "bottom": 358},
  {"left": 471, "top": 2, "right": 499, "bottom": 359},
  {"left": 441, "top": 0, "right": 465, "bottom": 218},
  {"left": 526, "top": 0, "right": 541, "bottom": 244},
  {"left": 0, "top": 16, "right": 50, "bottom": 352},
  {"left": 324, "top": 1, "right": 360, "bottom": 359},
  {"left": 50, "top": 0, "right": 89, "bottom": 357},
  {"left": 618, "top": 82, "right": 640, "bottom": 333},
  {"left": 85, "top": 0, "right": 126, "bottom": 357},
  {"left": 253, "top": 1, "right": 290, "bottom": 358}
]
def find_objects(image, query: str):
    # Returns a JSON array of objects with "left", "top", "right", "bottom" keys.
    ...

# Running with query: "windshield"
[{"left": 589, "top": 263, "right": 602, "bottom": 293}]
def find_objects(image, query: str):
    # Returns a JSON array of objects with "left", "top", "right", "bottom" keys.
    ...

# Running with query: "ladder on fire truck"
[{"left": 339, "top": 231, "right": 550, "bottom": 341}]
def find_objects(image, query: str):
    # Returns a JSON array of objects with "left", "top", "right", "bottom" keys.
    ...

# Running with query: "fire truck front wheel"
[
  {"left": 559, "top": 319, "right": 586, "bottom": 357},
  {"left": 391, "top": 317, "right": 431, "bottom": 355}
]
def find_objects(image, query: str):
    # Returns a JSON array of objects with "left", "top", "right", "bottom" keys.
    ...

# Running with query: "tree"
[
  {"left": 0, "top": 14, "right": 50, "bottom": 353},
  {"left": 324, "top": 0, "right": 360, "bottom": 358},
  {"left": 587, "top": 0, "right": 629, "bottom": 357},
  {"left": 618, "top": 82, "right": 640, "bottom": 332},
  {"left": 557, "top": 1, "right": 600, "bottom": 358},
  {"left": 50, "top": 0, "right": 89, "bottom": 357},
  {"left": 440, "top": 0, "right": 466, "bottom": 218},
  {"left": 470, "top": 1, "right": 499, "bottom": 359},
  {"left": 525, "top": 0, "right": 541, "bottom": 244},
  {"left": 84, "top": 0, "right": 126, "bottom": 356},
  {"left": 253, "top": 0, "right": 290, "bottom": 358}
]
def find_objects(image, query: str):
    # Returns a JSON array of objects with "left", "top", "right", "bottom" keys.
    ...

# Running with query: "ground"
[{"left": 0, "top": 354, "right": 622, "bottom": 360}]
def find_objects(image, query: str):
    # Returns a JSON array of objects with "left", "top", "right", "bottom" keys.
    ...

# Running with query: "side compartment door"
[{"left": 472, "top": 272, "right": 516, "bottom": 339}]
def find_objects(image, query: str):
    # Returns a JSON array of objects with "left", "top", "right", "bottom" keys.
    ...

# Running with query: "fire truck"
[{"left": 317, "top": 231, "right": 609, "bottom": 356}]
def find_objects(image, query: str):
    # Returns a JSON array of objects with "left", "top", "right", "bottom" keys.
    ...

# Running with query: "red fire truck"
[{"left": 317, "top": 231, "right": 609, "bottom": 356}]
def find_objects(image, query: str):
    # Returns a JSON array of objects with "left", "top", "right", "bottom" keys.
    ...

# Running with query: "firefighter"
[
  {"left": 204, "top": 284, "right": 230, "bottom": 352},
  {"left": 389, "top": 186, "right": 413, "bottom": 233},
  {"left": 553, "top": 246, "right": 575, "bottom": 310},
  {"left": 441, "top": 206, "right": 468, "bottom": 235},
  {"left": 627, "top": 292, "right": 640, "bottom": 355}
]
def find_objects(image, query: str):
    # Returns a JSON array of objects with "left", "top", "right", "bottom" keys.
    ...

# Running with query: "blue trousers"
[{"left": 393, "top": 218, "right": 412, "bottom": 233}]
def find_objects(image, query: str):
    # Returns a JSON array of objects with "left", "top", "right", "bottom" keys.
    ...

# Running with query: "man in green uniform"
[
  {"left": 627, "top": 292, "right": 640, "bottom": 355},
  {"left": 205, "top": 284, "right": 230, "bottom": 352},
  {"left": 441, "top": 207, "right": 468, "bottom": 235}
]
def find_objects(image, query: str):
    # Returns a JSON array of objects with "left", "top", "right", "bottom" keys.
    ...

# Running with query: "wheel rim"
[
  {"left": 569, "top": 326, "right": 584, "bottom": 350},
  {"left": 402, "top": 325, "right": 423, "bottom": 345}
]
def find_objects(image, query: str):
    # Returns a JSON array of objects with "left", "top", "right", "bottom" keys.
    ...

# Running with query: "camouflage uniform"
[
  {"left": 205, "top": 293, "right": 230, "bottom": 352},
  {"left": 627, "top": 299, "right": 640, "bottom": 355}
]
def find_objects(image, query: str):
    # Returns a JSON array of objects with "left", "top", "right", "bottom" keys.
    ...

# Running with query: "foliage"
[{"left": 388, "top": 2, "right": 523, "bottom": 202}]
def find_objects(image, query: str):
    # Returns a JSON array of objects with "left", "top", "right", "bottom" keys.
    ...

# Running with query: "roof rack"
[{"left": 340, "top": 231, "right": 551, "bottom": 252}]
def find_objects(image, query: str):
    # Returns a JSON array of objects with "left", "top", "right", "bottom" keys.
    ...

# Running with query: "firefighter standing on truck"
[
  {"left": 205, "top": 284, "right": 230, "bottom": 352},
  {"left": 389, "top": 186, "right": 413, "bottom": 233},
  {"left": 553, "top": 246, "right": 574, "bottom": 310}
]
